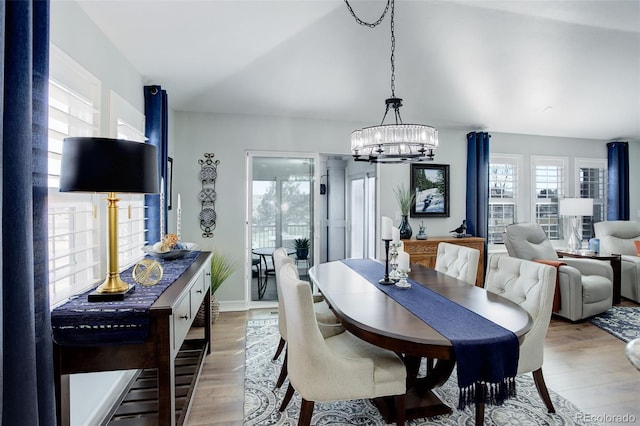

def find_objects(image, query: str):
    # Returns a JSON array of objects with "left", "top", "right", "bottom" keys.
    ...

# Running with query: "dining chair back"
[
  {"left": 484, "top": 254, "right": 557, "bottom": 413},
  {"left": 272, "top": 247, "right": 343, "bottom": 389},
  {"left": 278, "top": 262, "right": 406, "bottom": 425},
  {"left": 434, "top": 242, "right": 480, "bottom": 285}
]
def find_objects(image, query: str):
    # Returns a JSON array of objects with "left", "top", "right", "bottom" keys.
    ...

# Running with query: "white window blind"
[
  {"left": 110, "top": 91, "right": 148, "bottom": 269},
  {"left": 48, "top": 44, "right": 102, "bottom": 305},
  {"left": 576, "top": 158, "right": 607, "bottom": 241},
  {"left": 488, "top": 155, "right": 522, "bottom": 243},
  {"left": 532, "top": 156, "right": 567, "bottom": 240}
]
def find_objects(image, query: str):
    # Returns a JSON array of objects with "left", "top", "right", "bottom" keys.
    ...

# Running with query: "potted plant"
[
  {"left": 394, "top": 184, "right": 415, "bottom": 239},
  {"left": 195, "top": 250, "right": 238, "bottom": 325},
  {"left": 294, "top": 237, "right": 310, "bottom": 260}
]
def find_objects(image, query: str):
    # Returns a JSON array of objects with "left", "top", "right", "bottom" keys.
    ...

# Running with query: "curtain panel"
[
  {"left": 466, "top": 132, "right": 490, "bottom": 274},
  {"left": 466, "top": 132, "right": 490, "bottom": 238},
  {"left": 1, "top": 1, "right": 56, "bottom": 424},
  {"left": 144, "top": 85, "right": 169, "bottom": 244},
  {"left": 606, "top": 141, "right": 630, "bottom": 221}
]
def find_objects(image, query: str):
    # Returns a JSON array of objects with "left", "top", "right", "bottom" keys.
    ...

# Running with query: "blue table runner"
[
  {"left": 342, "top": 258, "right": 518, "bottom": 409},
  {"left": 51, "top": 251, "right": 201, "bottom": 346}
]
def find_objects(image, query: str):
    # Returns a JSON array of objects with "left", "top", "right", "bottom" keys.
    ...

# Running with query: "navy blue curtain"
[
  {"left": 144, "top": 86, "right": 169, "bottom": 244},
  {"left": 466, "top": 132, "right": 490, "bottom": 279},
  {"left": 606, "top": 142, "right": 630, "bottom": 221},
  {"left": 466, "top": 132, "right": 490, "bottom": 238},
  {"left": 2, "top": 1, "right": 56, "bottom": 424}
]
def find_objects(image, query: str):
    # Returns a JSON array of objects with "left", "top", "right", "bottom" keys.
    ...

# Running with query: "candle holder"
[
  {"left": 395, "top": 268, "right": 411, "bottom": 289},
  {"left": 379, "top": 239, "right": 394, "bottom": 285},
  {"left": 389, "top": 242, "right": 401, "bottom": 281}
]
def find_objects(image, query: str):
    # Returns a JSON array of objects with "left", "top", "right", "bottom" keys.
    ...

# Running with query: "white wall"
[{"left": 173, "top": 112, "right": 357, "bottom": 306}]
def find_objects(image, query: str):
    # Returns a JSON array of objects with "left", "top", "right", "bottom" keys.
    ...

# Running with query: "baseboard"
[{"left": 219, "top": 300, "right": 249, "bottom": 312}]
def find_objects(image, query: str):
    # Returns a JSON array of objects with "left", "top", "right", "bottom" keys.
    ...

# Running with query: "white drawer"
[
  {"left": 190, "top": 269, "right": 207, "bottom": 315},
  {"left": 173, "top": 292, "right": 191, "bottom": 350}
]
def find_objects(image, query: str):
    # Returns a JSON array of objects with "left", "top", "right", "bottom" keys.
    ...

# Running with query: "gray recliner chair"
[
  {"left": 503, "top": 223, "right": 613, "bottom": 321},
  {"left": 594, "top": 220, "right": 640, "bottom": 303}
]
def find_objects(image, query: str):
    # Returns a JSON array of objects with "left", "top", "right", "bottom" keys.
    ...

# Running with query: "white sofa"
[{"left": 593, "top": 220, "right": 640, "bottom": 303}]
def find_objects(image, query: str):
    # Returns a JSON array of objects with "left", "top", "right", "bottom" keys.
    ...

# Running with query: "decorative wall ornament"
[{"left": 199, "top": 153, "right": 219, "bottom": 238}]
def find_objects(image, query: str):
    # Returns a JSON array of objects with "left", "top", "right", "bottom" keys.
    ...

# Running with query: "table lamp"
[
  {"left": 60, "top": 137, "right": 159, "bottom": 300},
  {"left": 559, "top": 198, "right": 593, "bottom": 253}
]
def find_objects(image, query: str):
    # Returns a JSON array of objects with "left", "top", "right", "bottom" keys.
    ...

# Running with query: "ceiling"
[{"left": 75, "top": 0, "right": 640, "bottom": 142}]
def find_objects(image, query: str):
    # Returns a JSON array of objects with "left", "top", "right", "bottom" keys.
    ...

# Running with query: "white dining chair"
[
  {"left": 272, "top": 247, "right": 342, "bottom": 389},
  {"left": 277, "top": 262, "right": 407, "bottom": 426},
  {"left": 434, "top": 242, "right": 480, "bottom": 285},
  {"left": 483, "top": 255, "right": 557, "bottom": 420}
]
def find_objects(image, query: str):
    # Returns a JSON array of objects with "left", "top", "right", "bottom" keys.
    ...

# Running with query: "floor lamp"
[
  {"left": 59, "top": 137, "right": 159, "bottom": 300},
  {"left": 559, "top": 198, "right": 594, "bottom": 253}
]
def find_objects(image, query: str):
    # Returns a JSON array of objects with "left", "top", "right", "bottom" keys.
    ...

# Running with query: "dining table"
[
  {"left": 308, "top": 259, "right": 532, "bottom": 423},
  {"left": 252, "top": 247, "right": 295, "bottom": 299}
]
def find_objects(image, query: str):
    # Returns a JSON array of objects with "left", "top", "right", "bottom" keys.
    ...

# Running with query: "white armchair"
[
  {"left": 434, "top": 242, "right": 480, "bottom": 285},
  {"left": 594, "top": 220, "right": 640, "bottom": 302},
  {"left": 504, "top": 223, "right": 613, "bottom": 321}
]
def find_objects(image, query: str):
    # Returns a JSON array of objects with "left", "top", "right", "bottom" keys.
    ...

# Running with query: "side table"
[{"left": 556, "top": 250, "right": 621, "bottom": 305}]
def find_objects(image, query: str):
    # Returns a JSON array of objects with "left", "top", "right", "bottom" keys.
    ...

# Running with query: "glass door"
[
  {"left": 248, "top": 154, "right": 316, "bottom": 303},
  {"left": 348, "top": 174, "right": 376, "bottom": 259}
]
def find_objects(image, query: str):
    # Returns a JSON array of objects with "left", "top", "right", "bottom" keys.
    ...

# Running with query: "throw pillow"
[{"left": 635, "top": 240, "right": 640, "bottom": 256}]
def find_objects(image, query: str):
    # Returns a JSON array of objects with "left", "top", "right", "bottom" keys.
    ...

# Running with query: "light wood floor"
[{"left": 186, "top": 302, "right": 640, "bottom": 425}]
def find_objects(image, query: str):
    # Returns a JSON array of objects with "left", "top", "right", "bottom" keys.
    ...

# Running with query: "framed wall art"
[{"left": 410, "top": 163, "right": 450, "bottom": 217}]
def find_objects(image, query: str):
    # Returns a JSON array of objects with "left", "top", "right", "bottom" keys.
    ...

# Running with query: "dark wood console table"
[{"left": 53, "top": 251, "right": 212, "bottom": 426}]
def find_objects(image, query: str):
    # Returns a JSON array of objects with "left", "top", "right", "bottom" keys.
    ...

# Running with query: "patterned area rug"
[
  {"left": 588, "top": 306, "right": 640, "bottom": 343},
  {"left": 243, "top": 319, "right": 597, "bottom": 425}
]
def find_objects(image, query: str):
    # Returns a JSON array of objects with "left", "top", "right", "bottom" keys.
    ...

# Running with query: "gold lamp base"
[
  {"left": 96, "top": 273, "right": 131, "bottom": 294},
  {"left": 87, "top": 192, "right": 136, "bottom": 302},
  {"left": 88, "top": 274, "right": 134, "bottom": 302}
]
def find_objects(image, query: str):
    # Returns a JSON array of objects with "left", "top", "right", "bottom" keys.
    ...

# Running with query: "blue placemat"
[
  {"left": 51, "top": 251, "right": 201, "bottom": 346},
  {"left": 342, "top": 258, "right": 518, "bottom": 408}
]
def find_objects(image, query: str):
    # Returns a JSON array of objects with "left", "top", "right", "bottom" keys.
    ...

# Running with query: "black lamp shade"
[{"left": 60, "top": 137, "right": 159, "bottom": 194}]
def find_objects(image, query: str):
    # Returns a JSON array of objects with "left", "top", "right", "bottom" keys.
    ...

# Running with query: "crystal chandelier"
[{"left": 346, "top": 0, "right": 438, "bottom": 163}]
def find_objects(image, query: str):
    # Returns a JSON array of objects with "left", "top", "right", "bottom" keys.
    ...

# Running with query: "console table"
[
  {"left": 402, "top": 237, "right": 485, "bottom": 286},
  {"left": 53, "top": 251, "right": 212, "bottom": 426}
]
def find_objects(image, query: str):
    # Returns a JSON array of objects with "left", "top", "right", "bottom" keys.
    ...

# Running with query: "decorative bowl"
[{"left": 142, "top": 243, "right": 198, "bottom": 260}]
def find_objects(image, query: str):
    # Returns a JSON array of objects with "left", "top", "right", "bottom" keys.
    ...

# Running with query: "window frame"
[
  {"left": 488, "top": 154, "right": 523, "bottom": 244},
  {"left": 530, "top": 156, "right": 568, "bottom": 241}
]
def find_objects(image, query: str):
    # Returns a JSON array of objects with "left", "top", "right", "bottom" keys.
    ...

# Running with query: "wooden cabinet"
[{"left": 402, "top": 237, "right": 485, "bottom": 286}]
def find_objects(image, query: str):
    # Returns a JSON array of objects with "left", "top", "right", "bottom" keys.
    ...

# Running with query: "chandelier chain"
[
  {"left": 390, "top": 0, "right": 396, "bottom": 97},
  {"left": 343, "top": 0, "right": 391, "bottom": 28},
  {"left": 343, "top": 0, "right": 397, "bottom": 97}
]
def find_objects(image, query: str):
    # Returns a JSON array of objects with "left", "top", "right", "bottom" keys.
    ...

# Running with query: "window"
[
  {"left": 488, "top": 155, "right": 522, "bottom": 243},
  {"left": 48, "top": 45, "right": 101, "bottom": 305},
  {"left": 532, "top": 156, "right": 567, "bottom": 240},
  {"left": 576, "top": 158, "right": 607, "bottom": 240},
  {"left": 110, "top": 91, "right": 148, "bottom": 269}
]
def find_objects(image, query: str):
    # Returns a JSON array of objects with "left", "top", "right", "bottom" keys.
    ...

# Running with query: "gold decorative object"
[{"left": 133, "top": 259, "right": 163, "bottom": 286}]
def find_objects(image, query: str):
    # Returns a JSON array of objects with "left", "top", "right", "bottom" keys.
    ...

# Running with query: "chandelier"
[{"left": 346, "top": 0, "right": 438, "bottom": 163}]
